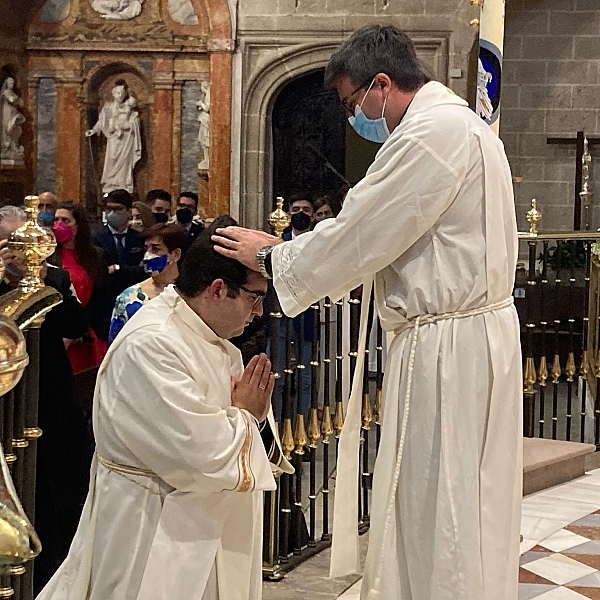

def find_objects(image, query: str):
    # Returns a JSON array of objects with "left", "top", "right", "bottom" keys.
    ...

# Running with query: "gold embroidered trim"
[
  {"left": 237, "top": 411, "right": 255, "bottom": 493},
  {"left": 97, "top": 453, "right": 161, "bottom": 495}
]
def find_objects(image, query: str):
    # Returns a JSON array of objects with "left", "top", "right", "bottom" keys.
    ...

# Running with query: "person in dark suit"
[
  {"left": 176, "top": 191, "right": 204, "bottom": 243},
  {"left": 34, "top": 264, "right": 94, "bottom": 593},
  {"left": 281, "top": 194, "right": 315, "bottom": 240},
  {"left": 91, "top": 189, "right": 145, "bottom": 297}
]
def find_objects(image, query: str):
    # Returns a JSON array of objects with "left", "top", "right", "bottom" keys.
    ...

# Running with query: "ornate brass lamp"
[
  {"left": 268, "top": 198, "right": 290, "bottom": 238},
  {"left": 8, "top": 195, "right": 56, "bottom": 294},
  {"left": 0, "top": 315, "right": 41, "bottom": 572},
  {"left": 526, "top": 199, "right": 542, "bottom": 236}
]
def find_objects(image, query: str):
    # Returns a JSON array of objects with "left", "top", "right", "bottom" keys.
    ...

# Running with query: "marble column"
[
  {"left": 208, "top": 51, "right": 232, "bottom": 217},
  {"left": 151, "top": 84, "right": 175, "bottom": 193},
  {"left": 35, "top": 78, "right": 56, "bottom": 194},
  {"left": 54, "top": 80, "right": 82, "bottom": 201}
]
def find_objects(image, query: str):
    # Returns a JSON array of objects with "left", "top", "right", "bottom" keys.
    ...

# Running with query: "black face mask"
[
  {"left": 176, "top": 208, "right": 193, "bottom": 224},
  {"left": 153, "top": 212, "right": 169, "bottom": 224},
  {"left": 291, "top": 211, "right": 311, "bottom": 232}
]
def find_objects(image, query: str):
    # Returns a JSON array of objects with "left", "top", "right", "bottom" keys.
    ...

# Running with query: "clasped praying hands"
[{"left": 231, "top": 353, "right": 275, "bottom": 422}]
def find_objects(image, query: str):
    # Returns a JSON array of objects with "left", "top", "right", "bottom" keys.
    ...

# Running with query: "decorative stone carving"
[
  {"left": 197, "top": 81, "right": 210, "bottom": 171},
  {"left": 91, "top": 0, "right": 144, "bottom": 20},
  {"left": 168, "top": 0, "right": 198, "bottom": 25},
  {"left": 40, "top": 0, "right": 71, "bottom": 23},
  {"left": 0, "top": 78, "right": 25, "bottom": 166},
  {"left": 85, "top": 80, "right": 142, "bottom": 193}
]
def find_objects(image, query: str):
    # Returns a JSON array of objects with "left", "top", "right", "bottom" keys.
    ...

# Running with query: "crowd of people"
[
  {"left": 0, "top": 184, "right": 345, "bottom": 593},
  {"left": 0, "top": 187, "right": 212, "bottom": 592}
]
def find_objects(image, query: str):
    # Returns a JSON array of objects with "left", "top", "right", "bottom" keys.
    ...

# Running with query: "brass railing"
[{"left": 517, "top": 200, "right": 600, "bottom": 445}]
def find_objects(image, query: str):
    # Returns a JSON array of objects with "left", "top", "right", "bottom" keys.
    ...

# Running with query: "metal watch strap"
[{"left": 257, "top": 245, "right": 273, "bottom": 280}]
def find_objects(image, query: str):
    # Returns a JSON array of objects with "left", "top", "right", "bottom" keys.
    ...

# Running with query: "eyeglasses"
[
  {"left": 340, "top": 78, "right": 373, "bottom": 116},
  {"left": 237, "top": 284, "right": 267, "bottom": 309}
]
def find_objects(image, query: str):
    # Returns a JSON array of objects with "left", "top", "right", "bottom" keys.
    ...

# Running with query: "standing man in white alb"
[
  {"left": 38, "top": 217, "right": 292, "bottom": 600},
  {"left": 213, "top": 25, "right": 522, "bottom": 600}
]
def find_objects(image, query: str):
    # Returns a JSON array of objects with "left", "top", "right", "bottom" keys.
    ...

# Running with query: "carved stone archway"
[{"left": 235, "top": 33, "right": 450, "bottom": 229}]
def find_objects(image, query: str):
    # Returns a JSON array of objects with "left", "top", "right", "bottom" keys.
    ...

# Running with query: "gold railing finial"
[
  {"left": 268, "top": 198, "right": 291, "bottom": 239},
  {"left": 526, "top": 199, "right": 542, "bottom": 235},
  {"left": 7, "top": 196, "right": 56, "bottom": 294}
]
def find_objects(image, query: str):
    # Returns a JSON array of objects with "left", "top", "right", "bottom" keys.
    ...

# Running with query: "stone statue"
[
  {"left": 86, "top": 80, "right": 142, "bottom": 194},
  {"left": 0, "top": 78, "right": 25, "bottom": 166},
  {"left": 475, "top": 58, "right": 493, "bottom": 121},
  {"left": 197, "top": 81, "right": 210, "bottom": 171},
  {"left": 91, "top": 0, "right": 144, "bottom": 20}
]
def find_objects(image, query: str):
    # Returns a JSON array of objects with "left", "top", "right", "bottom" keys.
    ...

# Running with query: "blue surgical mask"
[
  {"left": 348, "top": 79, "right": 390, "bottom": 144},
  {"left": 37, "top": 210, "right": 54, "bottom": 227},
  {"left": 143, "top": 252, "right": 169, "bottom": 274}
]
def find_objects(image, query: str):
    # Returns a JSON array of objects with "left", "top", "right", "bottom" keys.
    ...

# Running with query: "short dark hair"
[
  {"left": 176, "top": 215, "right": 249, "bottom": 298},
  {"left": 104, "top": 189, "right": 132, "bottom": 210},
  {"left": 142, "top": 223, "right": 189, "bottom": 266},
  {"left": 314, "top": 195, "right": 341, "bottom": 216},
  {"left": 324, "top": 25, "right": 429, "bottom": 92},
  {"left": 179, "top": 192, "right": 198, "bottom": 208},
  {"left": 284, "top": 193, "right": 314, "bottom": 212},
  {"left": 145, "top": 189, "right": 172, "bottom": 204}
]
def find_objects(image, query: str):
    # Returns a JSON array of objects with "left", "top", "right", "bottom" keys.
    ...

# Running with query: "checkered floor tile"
[{"left": 520, "top": 510, "right": 600, "bottom": 599}]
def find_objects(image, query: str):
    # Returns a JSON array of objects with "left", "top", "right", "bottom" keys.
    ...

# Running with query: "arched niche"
[
  {"left": 240, "top": 43, "right": 341, "bottom": 229},
  {"left": 237, "top": 34, "right": 449, "bottom": 229},
  {"left": 83, "top": 62, "right": 152, "bottom": 209}
]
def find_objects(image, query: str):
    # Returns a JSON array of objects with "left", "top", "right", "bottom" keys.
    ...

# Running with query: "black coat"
[
  {"left": 91, "top": 225, "right": 146, "bottom": 295},
  {"left": 185, "top": 221, "right": 204, "bottom": 245},
  {"left": 35, "top": 266, "right": 94, "bottom": 591}
]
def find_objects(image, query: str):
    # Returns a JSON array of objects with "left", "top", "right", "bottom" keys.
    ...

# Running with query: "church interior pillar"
[
  {"left": 54, "top": 81, "right": 83, "bottom": 201},
  {"left": 151, "top": 84, "right": 175, "bottom": 193},
  {"left": 25, "top": 78, "right": 39, "bottom": 190},
  {"left": 208, "top": 51, "right": 232, "bottom": 217}
]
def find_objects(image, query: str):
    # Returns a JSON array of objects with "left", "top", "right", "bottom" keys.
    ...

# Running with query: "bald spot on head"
[{"left": 38, "top": 192, "right": 57, "bottom": 213}]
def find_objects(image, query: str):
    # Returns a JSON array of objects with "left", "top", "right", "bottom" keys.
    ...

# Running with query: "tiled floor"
[{"left": 338, "top": 469, "right": 600, "bottom": 599}]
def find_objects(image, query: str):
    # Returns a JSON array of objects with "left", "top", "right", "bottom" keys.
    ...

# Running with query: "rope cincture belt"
[
  {"left": 97, "top": 453, "right": 161, "bottom": 495},
  {"left": 393, "top": 296, "right": 515, "bottom": 336},
  {"left": 372, "top": 295, "right": 515, "bottom": 589}
]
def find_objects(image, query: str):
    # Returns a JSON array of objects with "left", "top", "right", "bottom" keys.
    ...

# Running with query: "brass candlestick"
[
  {"left": 268, "top": 197, "right": 290, "bottom": 239},
  {"left": 8, "top": 196, "right": 56, "bottom": 294},
  {"left": 580, "top": 137, "right": 594, "bottom": 230},
  {"left": 526, "top": 199, "right": 542, "bottom": 235}
]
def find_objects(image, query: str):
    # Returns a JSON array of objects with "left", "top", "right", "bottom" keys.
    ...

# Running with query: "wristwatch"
[{"left": 256, "top": 245, "right": 274, "bottom": 280}]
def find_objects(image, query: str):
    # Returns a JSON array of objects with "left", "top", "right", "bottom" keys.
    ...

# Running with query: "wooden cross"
[{"left": 547, "top": 131, "right": 600, "bottom": 230}]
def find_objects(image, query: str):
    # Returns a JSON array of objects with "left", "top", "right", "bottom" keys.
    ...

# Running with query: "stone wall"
[
  {"left": 233, "top": 0, "right": 480, "bottom": 227},
  {"left": 501, "top": 0, "right": 600, "bottom": 232}
]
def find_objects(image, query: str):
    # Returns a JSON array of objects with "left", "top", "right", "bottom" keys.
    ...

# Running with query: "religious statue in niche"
[
  {"left": 197, "top": 81, "right": 210, "bottom": 171},
  {"left": 0, "top": 78, "right": 25, "bottom": 166},
  {"left": 475, "top": 58, "right": 493, "bottom": 121},
  {"left": 91, "top": 0, "right": 144, "bottom": 20},
  {"left": 85, "top": 80, "right": 142, "bottom": 194}
]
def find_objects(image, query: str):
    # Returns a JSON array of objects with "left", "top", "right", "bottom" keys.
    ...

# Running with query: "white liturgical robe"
[
  {"left": 272, "top": 82, "right": 522, "bottom": 599},
  {"left": 37, "top": 285, "right": 292, "bottom": 600}
]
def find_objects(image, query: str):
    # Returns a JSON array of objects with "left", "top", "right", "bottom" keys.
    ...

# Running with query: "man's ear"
[{"left": 209, "top": 279, "right": 226, "bottom": 302}]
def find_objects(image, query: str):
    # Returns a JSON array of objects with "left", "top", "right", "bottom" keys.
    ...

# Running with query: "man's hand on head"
[
  {"left": 231, "top": 353, "right": 275, "bottom": 423},
  {"left": 212, "top": 227, "right": 282, "bottom": 272}
]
